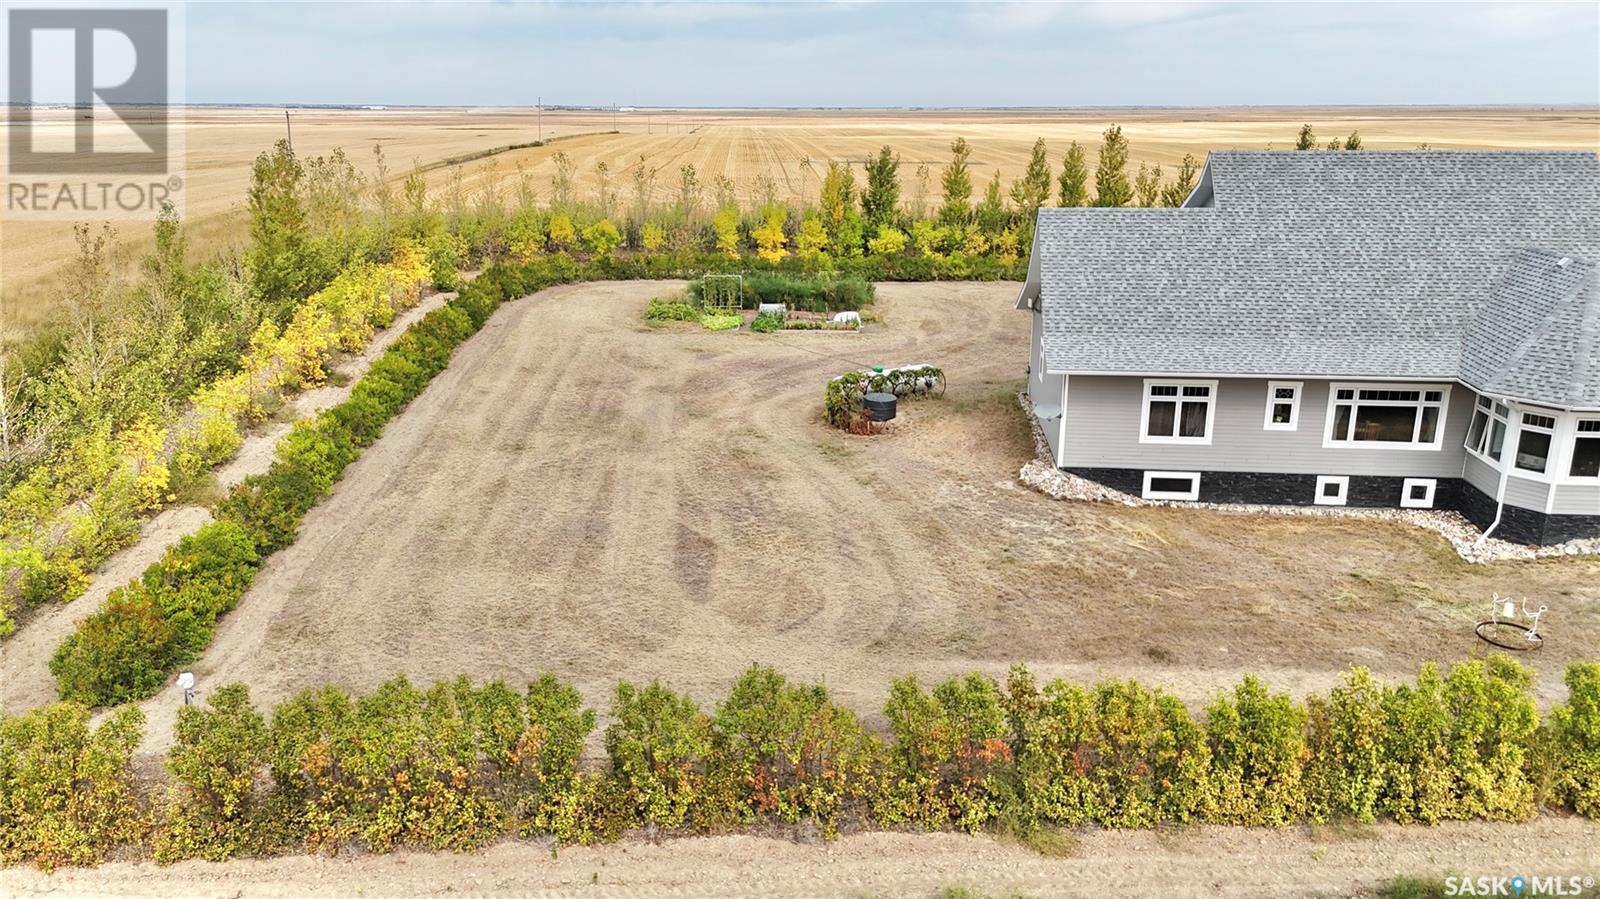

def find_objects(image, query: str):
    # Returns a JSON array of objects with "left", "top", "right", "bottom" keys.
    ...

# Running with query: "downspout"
[{"left": 1475, "top": 418, "right": 1516, "bottom": 549}]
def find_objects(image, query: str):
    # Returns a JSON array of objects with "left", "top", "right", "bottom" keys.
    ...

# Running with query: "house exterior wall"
[
  {"left": 1463, "top": 453, "right": 1500, "bottom": 498},
  {"left": 1553, "top": 483, "right": 1600, "bottom": 516},
  {"left": 1058, "top": 376, "right": 1473, "bottom": 478},
  {"left": 1027, "top": 311, "right": 1064, "bottom": 462}
]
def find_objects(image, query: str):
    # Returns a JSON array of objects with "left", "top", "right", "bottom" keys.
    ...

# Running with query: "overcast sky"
[{"left": 184, "top": 1, "right": 1600, "bottom": 107}]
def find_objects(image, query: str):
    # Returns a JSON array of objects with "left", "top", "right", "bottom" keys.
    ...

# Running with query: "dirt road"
[
  {"left": 2, "top": 819, "right": 1594, "bottom": 898},
  {"left": 112, "top": 280, "right": 1598, "bottom": 753}
]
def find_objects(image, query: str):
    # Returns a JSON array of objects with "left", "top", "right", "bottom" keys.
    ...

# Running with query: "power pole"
[
  {"left": 284, "top": 109, "right": 293, "bottom": 150},
  {"left": 537, "top": 96, "right": 542, "bottom": 142}
]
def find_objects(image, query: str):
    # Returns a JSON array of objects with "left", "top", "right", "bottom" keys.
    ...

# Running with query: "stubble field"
[{"left": 4, "top": 105, "right": 1598, "bottom": 324}]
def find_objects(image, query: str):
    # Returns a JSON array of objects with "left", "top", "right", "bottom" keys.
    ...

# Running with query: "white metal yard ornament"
[{"left": 1475, "top": 592, "right": 1547, "bottom": 650}]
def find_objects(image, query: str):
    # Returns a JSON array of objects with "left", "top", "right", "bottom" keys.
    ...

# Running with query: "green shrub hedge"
[
  {"left": 3, "top": 659, "right": 1596, "bottom": 870},
  {"left": 51, "top": 257, "right": 584, "bottom": 708}
]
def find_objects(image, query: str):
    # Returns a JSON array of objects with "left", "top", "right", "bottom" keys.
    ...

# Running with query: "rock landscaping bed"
[{"left": 1016, "top": 392, "right": 1600, "bottom": 564}]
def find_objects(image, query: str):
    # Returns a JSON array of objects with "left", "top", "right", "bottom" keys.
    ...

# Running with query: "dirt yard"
[
  {"left": 107, "top": 279, "right": 1600, "bottom": 750},
  {"left": 2, "top": 819, "right": 1594, "bottom": 898}
]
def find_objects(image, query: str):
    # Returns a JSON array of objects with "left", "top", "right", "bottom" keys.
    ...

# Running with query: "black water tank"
[{"left": 864, "top": 392, "right": 897, "bottom": 422}]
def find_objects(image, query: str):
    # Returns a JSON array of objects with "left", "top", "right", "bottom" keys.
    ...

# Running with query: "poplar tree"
[
  {"left": 938, "top": 137, "right": 973, "bottom": 226},
  {"left": 1160, "top": 154, "right": 1201, "bottom": 207},
  {"left": 976, "top": 171, "right": 1009, "bottom": 236},
  {"left": 1091, "top": 125, "right": 1133, "bottom": 208},
  {"left": 1057, "top": 141, "right": 1089, "bottom": 207},
  {"left": 1134, "top": 162, "right": 1163, "bottom": 208},
  {"left": 1295, "top": 124, "right": 1316, "bottom": 151},
  {"left": 1009, "top": 137, "right": 1052, "bottom": 216},
  {"left": 861, "top": 146, "right": 901, "bottom": 231}
]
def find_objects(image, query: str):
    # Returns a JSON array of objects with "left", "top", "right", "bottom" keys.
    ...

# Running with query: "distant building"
[{"left": 1017, "top": 151, "right": 1600, "bottom": 545}]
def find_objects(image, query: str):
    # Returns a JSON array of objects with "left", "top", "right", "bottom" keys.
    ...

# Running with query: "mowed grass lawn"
[{"left": 120, "top": 280, "right": 1600, "bottom": 740}]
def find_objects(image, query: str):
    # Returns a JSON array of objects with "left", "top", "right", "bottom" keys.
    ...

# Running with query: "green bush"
[
  {"left": 50, "top": 583, "right": 178, "bottom": 706},
  {"left": 1205, "top": 676, "right": 1308, "bottom": 825},
  {"left": 606, "top": 680, "right": 713, "bottom": 830},
  {"left": 1441, "top": 656, "right": 1539, "bottom": 821},
  {"left": 709, "top": 666, "right": 880, "bottom": 836},
  {"left": 1549, "top": 662, "right": 1600, "bottom": 817},
  {"left": 690, "top": 273, "right": 876, "bottom": 313},
  {"left": 643, "top": 299, "right": 699, "bottom": 322},
  {"left": 1306, "top": 667, "right": 1386, "bottom": 823},
  {"left": 879, "top": 673, "right": 1012, "bottom": 831},
  {"left": 156, "top": 684, "right": 271, "bottom": 862},
  {"left": 749, "top": 311, "right": 783, "bottom": 333},
  {"left": 0, "top": 703, "right": 144, "bottom": 870},
  {"left": 1005, "top": 667, "right": 1210, "bottom": 828},
  {"left": 1379, "top": 663, "right": 1454, "bottom": 823},
  {"left": 699, "top": 311, "right": 741, "bottom": 332}
]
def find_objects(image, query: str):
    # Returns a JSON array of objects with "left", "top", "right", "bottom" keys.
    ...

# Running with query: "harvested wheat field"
[
  {"left": 5, "top": 105, "right": 1599, "bottom": 324},
  {"left": 86, "top": 279, "right": 1597, "bottom": 753}
]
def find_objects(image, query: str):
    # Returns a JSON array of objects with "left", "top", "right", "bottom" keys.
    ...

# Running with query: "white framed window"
[
  {"left": 1513, "top": 412, "right": 1556, "bottom": 474},
  {"left": 1400, "top": 478, "right": 1437, "bottom": 509},
  {"left": 1314, "top": 475, "right": 1349, "bottom": 506},
  {"left": 1465, "top": 395, "right": 1511, "bottom": 466},
  {"left": 1570, "top": 419, "right": 1600, "bottom": 480},
  {"left": 1264, "top": 381, "right": 1302, "bottom": 431},
  {"left": 1324, "top": 383, "right": 1449, "bottom": 450},
  {"left": 1140, "top": 380, "right": 1217, "bottom": 445},
  {"left": 1142, "top": 470, "right": 1201, "bottom": 501}
]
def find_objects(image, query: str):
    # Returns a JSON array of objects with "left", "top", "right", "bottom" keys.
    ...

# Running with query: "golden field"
[{"left": 3, "top": 105, "right": 1598, "bottom": 326}]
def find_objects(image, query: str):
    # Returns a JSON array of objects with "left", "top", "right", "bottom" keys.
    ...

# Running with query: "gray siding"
[
  {"left": 1027, "top": 312, "right": 1064, "bottom": 461},
  {"left": 1552, "top": 483, "right": 1600, "bottom": 516},
  {"left": 1503, "top": 475, "right": 1551, "bottom": 511},
  {"left": 1059, "top": 376, "right": 1472, "bottom": 478},
  {"left": 1463, "top": 453, "right": 1500, "bottom": 498}
]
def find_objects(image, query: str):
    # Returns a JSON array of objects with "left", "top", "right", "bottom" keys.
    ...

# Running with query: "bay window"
[
  {"left": 1569, "top": 419, "right": 1600, "bottom": 479},
  {"left": 1513, "top": 412, "right": 1556, "bottom": 473},
  {"left": 1325, "top": 384, "right": 1448, "bottom": 449},
  {"left": 1465, "top": 395, "right": 1510, "bottom": 463},
  {"left": 1141, "top": 380, "right": 1216, "bottom": 444}
]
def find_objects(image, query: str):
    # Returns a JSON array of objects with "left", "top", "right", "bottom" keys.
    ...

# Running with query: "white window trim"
[
  {"left": 1322, "top": 382, "right": 1450, "bottom": 451},
  {"left": 1263, "top": 381, "right": 1302, "bottom": 431},
  {"left": 1314, "top": 475, "right": 1349, "bottom": 506},
  {"left": 1138, "top": 379, "right": 1218, "bottom": 446},
  {"left": 1510, "top": 410, "right": 1558, "bottom": 479},
  {"left": 1142, "top": 470, "right": 1201, "bottom": 501},
  {"left": 1464, "top": 395, "right": 1511, "bottom": 469},
  {"left": 1400, "top": 478, "right": 1437, "bottom": 509},
  {"left": 1568, "top": 417, "right": 1600, "bottom": 482}
]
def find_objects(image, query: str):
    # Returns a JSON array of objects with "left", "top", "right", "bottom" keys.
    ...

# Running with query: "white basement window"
[
  {"left": 1465, "top": 395, "right": 1510, "bottom": 465},
  {"left": 1142, "top": 471, "right": 1201, "bottom": 501},
  {"left": 1400, "top": 478, "right": 1437, "bottom": 509},
  {"left": 1514, "top": 412, "right": 1556, "bottom": 473},
  {"left": 1314, "top": 475, "right": 1349, "bottom": 506},
  {"left": 1264, "top": 381, "right": 1302, "bottom": 431},
  {"left": 1140, "top": 380, "right": 1217, "bottom": 445},
  {"left": 1325, "top": 384, "right": 1449, "bottom": 450},
  {"left": 1571, "top": 419, "right": 1600, "bottom": 479}
]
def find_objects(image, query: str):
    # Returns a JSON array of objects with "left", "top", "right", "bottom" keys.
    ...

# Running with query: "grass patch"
[
  {"left": 1372, "top": 874, "right": 1449, "bottom": 899},
  {"left": 936, "top": 887, "right": 1035, "bottom": 899},
  {"left": 166, "top": 467, "right": 222, "bottom": 508}
]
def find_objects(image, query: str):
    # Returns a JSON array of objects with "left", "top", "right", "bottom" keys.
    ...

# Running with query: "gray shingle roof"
[{"left": 1031, "top": 150, "right": 1600, "bottom": 408}]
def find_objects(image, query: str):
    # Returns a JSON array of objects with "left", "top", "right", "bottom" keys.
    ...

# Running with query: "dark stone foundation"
[{"left": 1062, "top": 467, "right": 1600, "bottom": 547}]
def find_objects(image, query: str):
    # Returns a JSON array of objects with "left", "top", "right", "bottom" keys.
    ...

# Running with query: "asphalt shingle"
[{"left": 1032, "top": 150, "right": 1600, "bottom": 408}]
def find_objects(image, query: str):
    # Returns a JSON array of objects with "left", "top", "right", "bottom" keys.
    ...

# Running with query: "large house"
[{"left": 1017, "top": 151, "right": 1600, "bottom": 545}]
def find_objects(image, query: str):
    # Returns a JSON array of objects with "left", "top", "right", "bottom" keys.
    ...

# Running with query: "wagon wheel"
[{"left": 1474, "top": 620, "right": 1543, "bottom": 651}]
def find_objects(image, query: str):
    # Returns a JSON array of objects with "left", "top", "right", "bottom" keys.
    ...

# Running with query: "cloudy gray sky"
[{"left": 185, "top": 1, "right": 1600, "bottom": 107}]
